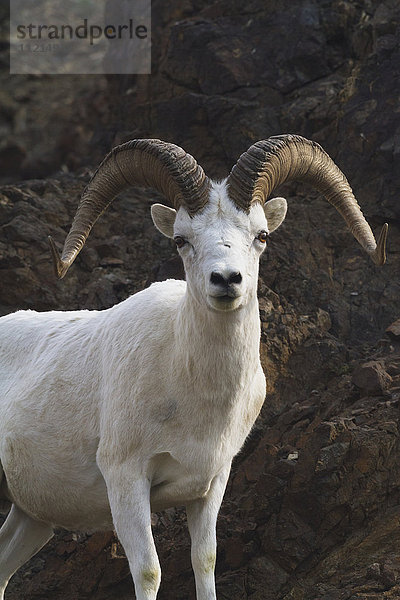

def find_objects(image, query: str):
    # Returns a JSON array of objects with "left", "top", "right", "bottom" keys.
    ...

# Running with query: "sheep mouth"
[
  {"left": 214, "top": 294, "right": 236, "bottom": 302},
  {"left": 210, "top": 287, "right": 241, "bottom": 300},
  {"left": 208, "top": 293, "right": 242, "bottom": 311}
]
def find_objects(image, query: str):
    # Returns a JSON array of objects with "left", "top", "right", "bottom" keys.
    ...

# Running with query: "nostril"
[
  {"left": 210, "top": 272, "right": 226, "bottom": 286},
  {"left": 228, "top": 272, "right": 242, "bottom": 285}
]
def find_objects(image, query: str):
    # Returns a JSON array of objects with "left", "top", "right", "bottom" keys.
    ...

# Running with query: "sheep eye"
[
  {"left": 256, "top": 231, "right": 268, "bottom": 243},
  {"left": 174, "top": 236, "right": 186, "bottom": 248}
]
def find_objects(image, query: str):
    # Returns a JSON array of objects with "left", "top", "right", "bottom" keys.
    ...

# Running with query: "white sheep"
[{"left": 0, "top": 135, "right": 387, "bottom": 600}]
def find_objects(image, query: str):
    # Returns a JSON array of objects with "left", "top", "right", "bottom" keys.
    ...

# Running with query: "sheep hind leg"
[{"left": 0, "top": 504, "right": 53, "bottom": 600}]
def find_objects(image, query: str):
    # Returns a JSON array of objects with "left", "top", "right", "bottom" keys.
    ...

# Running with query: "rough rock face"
[{"left": 1, "top": 1, "right": 400, "bottom": 599}]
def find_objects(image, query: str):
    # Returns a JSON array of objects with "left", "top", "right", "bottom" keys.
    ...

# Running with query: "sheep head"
[
  {"left": 49, "top": 136, "right": 387, "bottom": 305},
  {"left": 152, "top": 184, "right": 287, "bottom": 311}
]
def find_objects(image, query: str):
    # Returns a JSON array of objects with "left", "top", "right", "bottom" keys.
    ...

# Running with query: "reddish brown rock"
[
  {"left": 386, "top": 319, "right": 400, "bottom": 338},
  {"left": 352, "top": 360, "right": 393, "bottom": 395}
]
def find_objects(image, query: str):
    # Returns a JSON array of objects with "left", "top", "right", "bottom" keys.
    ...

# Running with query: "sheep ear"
[
  {"left": 151, "top": 203, "right": 177, "bottom": 239},
  {"left": 263, "top": 197, "right": 287, "bottom": 233}
]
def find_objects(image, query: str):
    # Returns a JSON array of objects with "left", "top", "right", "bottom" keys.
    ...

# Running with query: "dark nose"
[{"left": 210, "top": 271, "right": 242, "bottom": 286}]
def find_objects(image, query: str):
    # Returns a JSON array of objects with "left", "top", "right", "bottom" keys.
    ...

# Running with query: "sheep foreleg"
[
  {"left": 105, "top": 469, "right": 161, "bottom": 600},
  {"left": 186, "top": 464, "right": 231, "bottom": 600}
]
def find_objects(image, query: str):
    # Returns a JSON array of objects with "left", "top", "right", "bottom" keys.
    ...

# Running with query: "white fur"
[{"left": 0, "top": 181, "right": 286, "bottom": 600}]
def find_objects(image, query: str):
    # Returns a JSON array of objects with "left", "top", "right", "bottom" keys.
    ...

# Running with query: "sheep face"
[{"left": 151, "top": 181, "right": 287, "bottom": 312}]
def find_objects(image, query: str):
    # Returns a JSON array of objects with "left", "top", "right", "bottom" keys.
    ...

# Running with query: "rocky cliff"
[{"left": 1, "top": 1, "right": 400, "bottom": 599}]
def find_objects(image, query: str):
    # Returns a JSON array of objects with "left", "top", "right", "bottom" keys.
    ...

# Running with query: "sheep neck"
[{"left": 174, "top": 286, "right": 261, "bottom": 400}]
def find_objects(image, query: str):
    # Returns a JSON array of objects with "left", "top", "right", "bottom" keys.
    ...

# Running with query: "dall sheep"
[{"left": 0, "top": 135, "right": 387, "bottom": 600}]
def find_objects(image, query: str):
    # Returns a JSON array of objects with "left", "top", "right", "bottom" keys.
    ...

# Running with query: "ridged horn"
[
  {"left": 49, "top": 139, "right": 210, "bottom": 279},
  {"left": 228, "top": 134, "right": 388, "bottom": 265}
]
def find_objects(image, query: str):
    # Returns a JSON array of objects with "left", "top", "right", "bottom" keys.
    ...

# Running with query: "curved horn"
[
  {"left": 49, "top": 139, "right": 210, "bottom": 278},
  {"left": 228, "top": 134, "right": 388, "bottom": 265}
]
